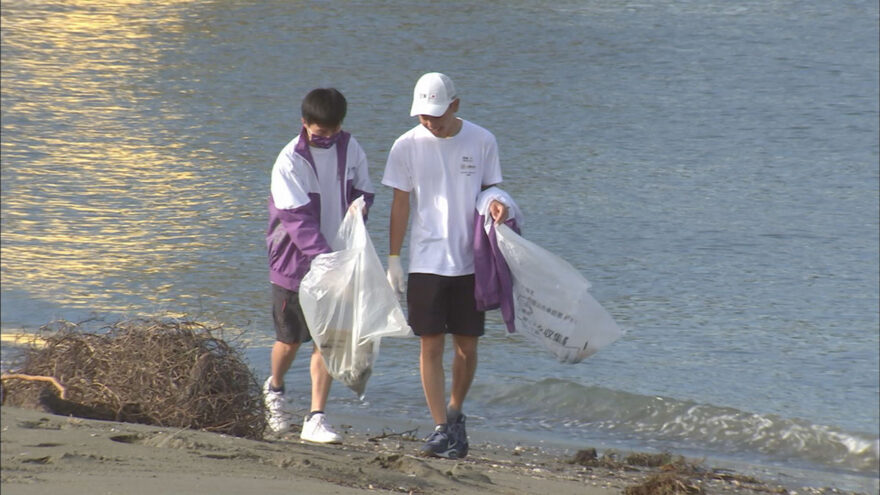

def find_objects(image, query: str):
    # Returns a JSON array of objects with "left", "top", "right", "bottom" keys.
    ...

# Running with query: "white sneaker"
[
  {"left": 300, "top": 412, "right": 342, "bottom": 444},
  {"left": 263, "top": 377, "right": 291, "bottom": 433}
]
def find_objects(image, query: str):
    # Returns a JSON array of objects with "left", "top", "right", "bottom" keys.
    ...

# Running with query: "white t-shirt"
[
  {"left": 271, "top": 134, "right": 371, "bottom": 242},
  {"left": 382, "top": 119, "right": 502, "bottom": 276}
]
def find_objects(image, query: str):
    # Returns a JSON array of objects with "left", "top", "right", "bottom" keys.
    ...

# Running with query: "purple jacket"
[
  {"left": 267, "top": 128, "right": 375, "bottom": 292},
  {"left": 473, "top": 213, "right": 520, "bottom": 333}
]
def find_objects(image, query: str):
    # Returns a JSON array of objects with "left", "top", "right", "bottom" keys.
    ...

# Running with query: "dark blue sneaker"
[
  {"left": 419, "top": 424, "right": 460, "bottom": 459},
  {"left": 447, "top": 413, "right": 469, "bottom": 458}
]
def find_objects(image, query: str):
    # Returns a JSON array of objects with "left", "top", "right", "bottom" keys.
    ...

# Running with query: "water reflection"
[{"left": 1, "top": 1, "right": 238, "bottom": 317}]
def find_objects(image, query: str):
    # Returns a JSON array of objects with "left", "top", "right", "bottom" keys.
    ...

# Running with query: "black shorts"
[
  {"left": 407, "top": 273, "right": 485, "bottom": 337},
  {"left": 272, "top": 284, "right": 312, "bottom": 344}
]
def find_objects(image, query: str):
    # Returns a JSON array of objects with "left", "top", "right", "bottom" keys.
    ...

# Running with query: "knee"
[
  {"left": 275, "top": 340, "right": 300, "bottom": 356},
  {"left": 420, "top": 335, "right": 445, "bottom": 361},
  {"left": 454, "top": 336, "right": 478, "bottom": 360}
]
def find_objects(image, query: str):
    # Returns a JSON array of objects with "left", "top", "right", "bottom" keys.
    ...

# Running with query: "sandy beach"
[{"left": 2, "top": 405, "right": 866, "bottom": 495}]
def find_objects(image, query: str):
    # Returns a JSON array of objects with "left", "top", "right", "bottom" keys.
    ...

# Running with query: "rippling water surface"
[{"left": 2, "top": 1, "right": 878, "bottom": 491}]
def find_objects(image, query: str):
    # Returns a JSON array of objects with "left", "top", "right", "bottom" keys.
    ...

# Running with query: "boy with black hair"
[{"left": 264, "top": 88, "right": 374, "bottom": 443}]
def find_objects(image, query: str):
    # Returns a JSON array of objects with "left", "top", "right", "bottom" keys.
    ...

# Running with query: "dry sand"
[{"left": 2, "top": 405, "right": 865, "bottom": 495}]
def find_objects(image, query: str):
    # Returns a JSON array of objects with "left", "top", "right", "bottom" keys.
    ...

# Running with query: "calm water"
[{"left": 2, "top": 1, "right": 878, "bottom": 491}]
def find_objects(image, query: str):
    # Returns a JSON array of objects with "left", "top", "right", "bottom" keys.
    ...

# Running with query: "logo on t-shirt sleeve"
[{"left": 459, "top": 155, "right": 476, "bottom": 176}]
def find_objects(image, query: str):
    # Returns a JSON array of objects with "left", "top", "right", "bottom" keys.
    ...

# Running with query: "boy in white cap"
[{"left": 382, "top": 72, "right": 509, "bottom": 458}]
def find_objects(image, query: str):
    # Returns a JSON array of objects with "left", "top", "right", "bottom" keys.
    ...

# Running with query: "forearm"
[{"left": 388, "top": 189, "right": 409, "bottom": 256}]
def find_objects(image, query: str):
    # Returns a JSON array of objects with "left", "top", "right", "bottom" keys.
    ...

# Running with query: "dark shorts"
[
  {"left": 272, "top": 284, "right": 312, "bottom": 344},
  {"left": 407, "top": 273, "right": 485, "bottom": 337}
]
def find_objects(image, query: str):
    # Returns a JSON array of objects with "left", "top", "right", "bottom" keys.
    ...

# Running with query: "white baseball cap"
[{"left": 410, "top": 72, "right": 457, "bottom": 117}]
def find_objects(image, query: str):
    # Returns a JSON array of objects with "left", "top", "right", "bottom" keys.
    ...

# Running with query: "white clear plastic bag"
[
  {"left": 299, "top": 196, "right": 413, "bottom": 398},
  {"left": 494, "top": 223, "right": 623, "bottom": 363}
]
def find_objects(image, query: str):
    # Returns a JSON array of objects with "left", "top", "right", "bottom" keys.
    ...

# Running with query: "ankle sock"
[{"left": 446, "top": 407, "right": 462, "bottom": 423}]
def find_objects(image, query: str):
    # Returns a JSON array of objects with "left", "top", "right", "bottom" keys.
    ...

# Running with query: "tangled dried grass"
[
  {"left": 1, "top": 318, "right": 266, "bottom": 439},
  {"left": 570, "top": 449, "right": 778, "bottom": 494},
  {"left": 624, "top": 472, "right": 704, "bottom": 495}
]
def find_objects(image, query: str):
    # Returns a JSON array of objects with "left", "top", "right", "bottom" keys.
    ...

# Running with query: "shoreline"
[
  {"left": 1, "top": 332, "right": 875, "bottom": 494},
  {"left": 2, "top": 406, "right": 871, "bottom": 495},
  {"left": 331, "top": 409, "right": 877, "bottom": 494}
]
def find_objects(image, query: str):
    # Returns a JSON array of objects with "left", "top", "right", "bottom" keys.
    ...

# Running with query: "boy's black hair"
[{"left": 301, "top": 88, "right": 347, "bottom": 127}]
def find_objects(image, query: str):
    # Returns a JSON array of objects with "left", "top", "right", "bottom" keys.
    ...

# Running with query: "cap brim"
[{"left": 410, "top": 101, "right": 450, "bottom": 117}]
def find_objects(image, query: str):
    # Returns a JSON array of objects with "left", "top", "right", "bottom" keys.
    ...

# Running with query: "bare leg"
[
  {"left": 420, "top": 333, "right": 448, "bottom": 425},
  {"left": 310, "top": 345, "right": 333, "bottom": 412},
  {"left": 270, "top": 341, "right": 301, "bottom": 389},
  {"left": 449, "top": 335, "right": 478, "bottom": 413}
]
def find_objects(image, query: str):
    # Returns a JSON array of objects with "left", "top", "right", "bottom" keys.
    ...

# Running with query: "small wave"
[{"left": 481, "top": 378, "right": 879, "bottom": 474}]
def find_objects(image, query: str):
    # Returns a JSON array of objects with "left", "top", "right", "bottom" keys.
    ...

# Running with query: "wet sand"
[{"left": 2, "top": 405, "right": 865, "bottom": 495}]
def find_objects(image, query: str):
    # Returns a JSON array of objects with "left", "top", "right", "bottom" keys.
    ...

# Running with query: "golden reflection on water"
[{"left": 1, "top": 1, "right": 227, "bottom": 314}]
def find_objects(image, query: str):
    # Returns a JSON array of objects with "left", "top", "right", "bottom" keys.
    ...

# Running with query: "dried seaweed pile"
[
  {"left": 1, "top": 318, "right": 266, "bottom": 439},
  {"left": 569, "top": 449, "right": 776, "bottom": 494}
]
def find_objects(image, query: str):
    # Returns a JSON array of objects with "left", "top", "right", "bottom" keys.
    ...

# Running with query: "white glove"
[{"left": 386, "top": 255, "right": 405, "bottom": 295}]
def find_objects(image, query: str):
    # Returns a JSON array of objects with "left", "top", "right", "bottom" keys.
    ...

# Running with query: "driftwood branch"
[
  {"left": 367, "top": 428, "right": 418, "bottom": 442},
  {"left": 1, "top": 373, "right": 67, "bottom": 399}
]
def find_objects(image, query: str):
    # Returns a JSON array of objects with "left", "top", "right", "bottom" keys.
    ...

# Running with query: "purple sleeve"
[{"left": 277, "top": 192, "right": 332, "bottom": 258}]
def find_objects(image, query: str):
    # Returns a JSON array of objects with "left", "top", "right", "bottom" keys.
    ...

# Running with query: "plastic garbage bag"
[
  {"left": 300, "top": 196, "right": 413, "bottom": 398},
  {"left": 494, "top": 223, "right": 623, "bottom": 364}
]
